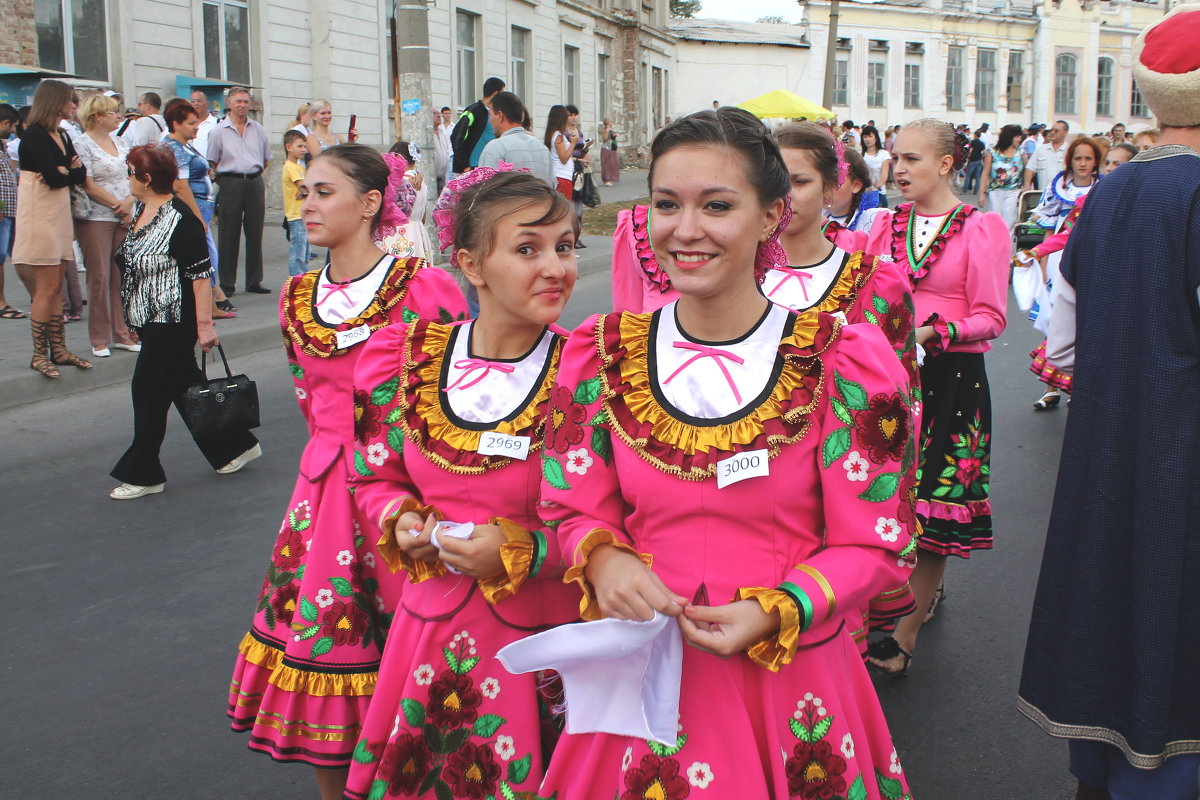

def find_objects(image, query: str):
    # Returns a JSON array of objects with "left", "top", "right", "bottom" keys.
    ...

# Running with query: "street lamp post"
[{"left": 821, "top": 0, "right": 842, "bottom": 111}]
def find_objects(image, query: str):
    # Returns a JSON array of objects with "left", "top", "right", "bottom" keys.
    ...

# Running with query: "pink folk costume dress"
[
  {"left": 538, "top": 304, "right": 919, "bottom": 800},
  {"left": 865, "top": 203, "right": 1009, "bottom": 558},
  {"left": 343, "top": 320, "right": 579, "bottom": 800},
  {"left": 228, "top": 255, "right": 467, "bottom": 768},
  {"left": 1025, "top": 195, "right": 1087, "bottom": 393}
]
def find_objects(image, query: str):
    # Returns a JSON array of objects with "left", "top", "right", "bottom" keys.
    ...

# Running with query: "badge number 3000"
[
  {"left": 715, "top": 448, "right": 769, "bottom": 489},
  {"left": 478, "top": 432, "right": 531, "bottom": 460}
]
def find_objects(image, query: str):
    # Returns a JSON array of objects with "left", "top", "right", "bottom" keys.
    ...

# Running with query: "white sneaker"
[
  {"left": 92, "top": 347, "right": 111, "bottom": 358},
  {"left": 110, "top": 482, "right": 165, "bottom": 500},
  {"left": 217, "top": 443, "right": 263, "bottom": 474},
  {"left": 111, "top": 341, "right": 142, "bottom": 352}
]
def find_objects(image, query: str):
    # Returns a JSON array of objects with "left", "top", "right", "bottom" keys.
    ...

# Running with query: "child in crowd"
[{"left": 282, "top": 130, "right": 309, "bottom": 276}]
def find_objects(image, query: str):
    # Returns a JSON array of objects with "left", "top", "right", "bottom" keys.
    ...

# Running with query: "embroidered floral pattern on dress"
[
  {"left": 255, "top": 501, "right": 312, "bottom": 630},
  {"left": 543, "top": 378, "right": 611, "bottom": 491},
  {"left": 919, "top": 411, "right": 991, "bottom": 505},
  {"left": 822, "top": 373, "right": 912, "bottom": 503},
  {"left": 783, "top": 694, "right": 866, "bottom": 800}
]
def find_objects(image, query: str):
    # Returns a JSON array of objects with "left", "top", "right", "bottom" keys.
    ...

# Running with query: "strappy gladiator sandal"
[
  {"left": 46, "top": 314, "right": 91, "bottom": 370},
  {"left": 29, "top": 319, "right": 59, "bottom": 379},
  {"left": 1033, "top": 388, "right": 1060, "bottom": 411},
  {"left": 867, "top": 636, "right": 913, "bottom": 677}
]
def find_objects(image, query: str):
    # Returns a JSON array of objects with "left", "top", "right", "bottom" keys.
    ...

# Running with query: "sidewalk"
[{"left": 0, "top": 168, "right": 649, "bottom": 412}]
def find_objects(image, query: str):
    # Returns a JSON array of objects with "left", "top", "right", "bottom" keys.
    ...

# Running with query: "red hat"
[{"left": 1132, "top": 3, "right": 1200, "bottom": 127}]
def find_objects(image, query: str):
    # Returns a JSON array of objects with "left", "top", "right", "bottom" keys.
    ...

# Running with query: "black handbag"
[{"left": 181, "top": 343, "right": 261, "bottom": 437}]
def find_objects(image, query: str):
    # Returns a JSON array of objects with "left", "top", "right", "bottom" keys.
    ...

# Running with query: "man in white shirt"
[
  {"left": 189, "top": 90, "right": 219, "bottom": 160},
  {"left": 1023, "top": 119, "right": 1069, "bottom": 191},
  {"left": 121, "top": 92, "right": 166, "bottom": 148},
  {"left": 433, "top": 106, "right": 453, "bottom": 194}
]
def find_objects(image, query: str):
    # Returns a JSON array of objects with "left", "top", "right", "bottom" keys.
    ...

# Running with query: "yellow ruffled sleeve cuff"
[
  {"left": 477, "top": 517, "right": 547, "bottom": 605},
  {"left": 563, "top": 529, "right": 653, "bottom": 621},
  {"left": 377, "top": 496, "right": 446, "bottom": 582},
  {"left": 734, "top": 586, "right": 807, "bottom": 672}
]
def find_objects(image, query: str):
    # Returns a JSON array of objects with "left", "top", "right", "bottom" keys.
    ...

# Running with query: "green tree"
[
  {"left": 670, "top": 0, "right": 703, "bottom": 18},
  {"left": 757, "top": 14, "right": 788, "bottom": 22}
]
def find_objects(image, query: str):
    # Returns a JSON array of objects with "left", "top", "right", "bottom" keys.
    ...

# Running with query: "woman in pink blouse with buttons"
[{"left": 864, "top": 118, "right": 1010, "bottom": 676}]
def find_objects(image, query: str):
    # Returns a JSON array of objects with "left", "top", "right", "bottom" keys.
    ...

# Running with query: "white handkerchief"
[
  {"left": 496, "top": 612, "right": 683, "bottom": 745},
  {"left": 426, "top": 521, "right": 474, "bottom": 574}
]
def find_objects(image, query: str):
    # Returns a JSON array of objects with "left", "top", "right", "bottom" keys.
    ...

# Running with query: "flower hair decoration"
[
  {"left": 374, "top": 152, "right": 411, "bottom": 241},
  {"left": 826, "top": 129, "right": 850, "bottom": 187},
  {"left": 431, "top": 161, "right": 526, "bottom": 269},
  {"left": 755, "top": 192, "right": 794, "bottom": 284}
]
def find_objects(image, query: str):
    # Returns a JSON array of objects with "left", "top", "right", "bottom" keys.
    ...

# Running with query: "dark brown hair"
[
  {"left": 163, "top": 97, "right": 198, "bottom": 132},
  {"left": 127, "top": 145, "right": 178, "bottom": 194},
  {"left": 454, "top": 172, "right": 578, "bottom": 259},
  {"left": 311, "top": 143, "right": 389, "bottom": 229},
  {"left": 773, "top": 122, "right": 840, "bottom": 188}
]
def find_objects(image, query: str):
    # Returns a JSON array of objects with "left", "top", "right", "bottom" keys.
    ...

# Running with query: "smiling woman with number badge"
[
  {"left": 227, "top": 144, "right": 465, "bottom": 800},
  {"left": 536, "top": 107, "right": 916, "bottom": 800}
]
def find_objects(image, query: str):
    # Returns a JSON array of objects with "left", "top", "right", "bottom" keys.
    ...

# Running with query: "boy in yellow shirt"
[{"left": 282, "top": 130, "right": 309, "bottom": 276}]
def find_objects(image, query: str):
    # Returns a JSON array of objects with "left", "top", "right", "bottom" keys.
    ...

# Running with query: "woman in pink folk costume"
[
  {"left": 343, "top": 171, "right": 582, "bottom": 800},
  {"left": 538, "top": 107, "right": 918, "bottom": 799},
  {"left": 227, "top": 144, "right": 467, "bottom": 800},
  {"left": 863, "top": 120, "right": 1010, "bottom": 676}
]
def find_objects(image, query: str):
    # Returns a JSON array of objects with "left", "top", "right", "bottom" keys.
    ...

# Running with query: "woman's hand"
[
  {"left": 196, "top": 320, "right": 218, "bottom": 352},
  {"left": 348, "top": 127, "right": 359, "bottom": 143},
  {"left": 437, "top": 523, "right": 505, "bottom": 579},
  {"left": 410, "top": 171, "right": 424, "bottom": 192},
  {"left": 677, "top": 599, "right": 781, "bottom": 658},
  {"left": 394, "top": 511, "right": 440, "bottom": 563},
  {"left": 977, "top": 192, "right": 987, "bottom": 208},
  {"left": 585, "top": 545, "right": 686, "bottom": 621},
  {"left": 914, "top": 325, "right": 937, "bottom": 347}
]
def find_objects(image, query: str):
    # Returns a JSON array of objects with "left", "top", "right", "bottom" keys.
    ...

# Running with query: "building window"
[
  {"left": 975, "top": 48, "right": 996, "bottom": 112},
  {"left": 1130, "top": 79, "right": 1149, "bottom": 118},
  {"left": 598, "top": 54, "right": 609, "bottom": 119},
  {"left": 1006, "top": 51, "right": 1024, "bottom": 113},
  {"left": 833, "top": 59, "right": 849, "bottom": 106},
  {"left": 510, "top": 26, "right": 529, "bottom": 101},
  {"left": 202, "top": 0, "right": 250, "bottom": 84},
  {"left": 946, "top": 45, "right": 964, "bottom": 111},
  {"left": 1055, "top": 53, "right": 1077, "bottom": 115},
  {"left": 36, "top": 0, "right": 108, "bottom": 81},
  {"left": 456, "top": 11, "right": 479, "bottom": 109},
  {"left": 652, "top": 66, "right": 664, "bottom": 128},
  {"left": 564, "top": 45, "right": 579, "bottom": 107},
  {"left": 904, "top": 63, "right": 921, "bottom": 109},
  {"left": 867, "top": 61, "right": 886, "bottom": 108},
  {"left": 1096, "top": 56, "right": 1114, "bottom": 117}
]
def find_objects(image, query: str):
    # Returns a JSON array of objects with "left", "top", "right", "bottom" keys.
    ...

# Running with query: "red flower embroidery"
[
  {"left": 879, "top": 307, "right": 914, "bottom": 351},
  {"left": 379, "top": 732, "right": 433, "bottom": 796},
  {"left": 426, "top": 670, "right": 483, "bottom": 729},
  {"left": 853, "top": 392, "right": 909, "bottom": 464},
  {"left": 272, "top": 529, "right": 307, "bottom": 571},
  {"left": 320, "top": 600, "right": 369, "bottom": 646},
  {"left": 354, "top": 389, "right": 383, "bottom": 446},
  {"left": 270, "top": 583, "right": 299, "bottom": 626},
  {"left": 548, "top": 384, "right": 587, "bottom": 452},
  {"left": 349, "top": 559, "right": 366, "bottom": 592},
  {"left": 442, "top": 741, "right": 501, "bottom": 799},
  {"left": 621, "top": 754, "right": 691, "bottom": 800},
  {"left": 955, "top": 456, "right": 982, "bottom": 486},
  {"left": 785, "top": 740, "right": 848, "bottom": 799}
]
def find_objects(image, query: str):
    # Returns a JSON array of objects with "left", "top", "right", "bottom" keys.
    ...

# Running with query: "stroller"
[{"left": 1012, "top": 190, "right": 1049, "bottom": 252}]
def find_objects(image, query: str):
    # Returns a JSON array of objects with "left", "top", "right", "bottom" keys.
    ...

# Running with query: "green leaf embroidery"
[
  {"left": 588, "top": 409, "right": 609, "bottom": 426},
  {"left": 507, "top": 753, "right": 532, "bottom": 784},
  {"left": 857, "top": 472, "right": 900, "bottom": 503},
  {"left": 789, "top": 718, "right": 812, "bottom": 742},
  {"left": 294, "top": 624, "right": 321, "bottom": 640},
  {"left": 371, "top": 376, "right": 401, "bottom": 407},
  {"left": 288, "top": 363, "right": 304, "bottom": 380},
  {"left": 499, "top": 781, "right": 519, "bottom": 800},
  {"left": 401, "top": 697, "right": 426, "bottom": 727},
  {"left": 299, "top": 595, "right": 318, "bottom": 623},
  {"left": 821, "top": 427, "right": 852, "bottom": 469},
  {"left": 811, "top": 715, "right": 834, "bottom": 741},
  {"left": 262, "top": 602, "right": 277, "bottom": 630},
  {"left": 417, "top": 765, "right": 443, "bottom": 797},
  {"left": 433, "top": 778, "right": 453, "bottom": 800},
  {"left": 573, "top": 377, "right": 602, "bottom": 405},
  {"left": 835, "top": 373, "right": 870, "bottom": 410},
  {"left": 310, "top": 635, "right": 334, "bottom": 658},
  {"left": 939, "top": 465, "right": 958, "bottom": 479},
  {"left": 273, "top": 570, "right": 295, "bottom": 587},
  {"left": 932, "top": 485, "right": 952, "bottom": 498},
  {"left": 443, "top": 646, "right": 460, "bottom": 673},
  {"left": 424, "top": 722, "right": 445, "bottom": 752},
  {"left": 352, "top": 738, "right": 379, "bottom": 764},
  {"left": 330, "top": 577, "right": 355, "bottom": 597},
  {"left": 646, "top": 732, "right": 687, "bottom": 758},
  {"left": 591, "top": 427, "right": 612, "bottom": 466},
  {"left": 876, "top": 769, "right": 906, "bottom": 800},
  {"left": 353, "top": 450, "right": 375, "bottom": 477},
  {"left": 458, "top": 656, "right": 480, "bottom": 673},
  {"left": 541, "top": 454, "right": 571, "bottom": 491},
  {"left": 440, "top": 728, "right": 469, "bottom": 754},
  {"left": 948, "top": 484, "right": 965, "bottom": 499},
  {"left": 438, "top": 306, "right": 455, "bottom": 323},
  {"left": 387, "top": 426, "right": 406, "bottom": 456},
  {"left": 255, "top": 594, "right": 271, "bottom": 613},
  {"left": 831, "top": 397, "right": 853, "bottom": 426},
  {"left": 472, "top": 713, "right": 506, "bottom": 738},
  {"left": 873, "top": 294, "right": 890, "bottom": 315},
  {"left": 863, "top": 309, "right": 880, "bottom": 326},
  {"left": 848, "top": 774, "right": 868, "bottom": 800},
  {"left": 401, "top": 307, "right": 418, "bottom": 323},
  {"left": 363, "top": 577, "right": 379, "bottom": 594},
  {"left": 295, "top": 564, "right": 305, "bottom": 581},
  {"left": 384, "top": 407, "right": 403, "bottom": 424},
  {"left": 367, "top": 778, "right": 390, "bottom": 800}
]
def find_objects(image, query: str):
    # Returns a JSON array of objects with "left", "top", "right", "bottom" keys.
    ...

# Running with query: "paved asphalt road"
[{"left": 2, "top": 268, "right": 1077, "bottom": 799}]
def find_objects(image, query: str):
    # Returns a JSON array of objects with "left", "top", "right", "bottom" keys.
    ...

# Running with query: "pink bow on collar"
[
  {"left": 316, "top": 281, "right": 353, "bottom": 307},
  {"left": 662, "top": 341, "right": 746, "bottom": 405},
  {"left": 765, "top": 267, "right": 814, "bottom": 302},
  {"left": 443, "top": 358, "right": 516, "bottom": 392}
]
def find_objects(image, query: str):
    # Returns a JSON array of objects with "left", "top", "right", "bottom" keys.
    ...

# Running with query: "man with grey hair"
[
  {"left": 189, "top": 89, "right": 219, "bottom": 160},
  {"left": 121, "top": 92, "right": 165, "bottom": 148},
  {"left": 208, "top": 87, "right": 271, "bottom": 295}
]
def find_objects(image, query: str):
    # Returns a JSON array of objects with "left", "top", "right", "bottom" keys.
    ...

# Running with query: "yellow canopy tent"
[{"left": 737, "top": 89, "right": 835, "bottom": 120}]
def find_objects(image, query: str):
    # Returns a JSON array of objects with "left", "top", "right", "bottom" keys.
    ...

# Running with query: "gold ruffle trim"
[
  {"left": 476, "top": 516, "right": 535, "bottom": 605},
  {"left": 734, "top": 587, "right": 800, "bottom": 673},
  {"left": 378, "top": 496, "right": 447, "bottom": 581},
  {"left": 563, "top": 529, "right": 654, "bottom": 621},
  {"left": 236, "top": 632, "right": 376, "bottom": 697},
  {"left": 811, "top": 251, "right": 869, "bottom": 315}
]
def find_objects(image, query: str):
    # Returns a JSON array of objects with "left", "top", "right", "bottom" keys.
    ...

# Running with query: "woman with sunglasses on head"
[
  {"left": 227, "top": 143, "right": 466, "bottom": 800},
  {"left": 538, "top": 106, "right": 916, "bottom": 800}
]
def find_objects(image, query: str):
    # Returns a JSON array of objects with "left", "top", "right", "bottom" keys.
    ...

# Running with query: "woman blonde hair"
[
  {"left": 294, "top": 102, "right": 310, "bottom": 125},
  {"left": 309, "top": 99, "right": 331, "bottom": 116},
  {"left": 79, "top": 94, "right": 119, "bottom": 131},
  {"left": 28, "top": 80, "right": 76, "bottom": 130}
]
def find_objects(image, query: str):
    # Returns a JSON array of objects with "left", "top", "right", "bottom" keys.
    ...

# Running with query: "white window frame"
[
  {"left": 510, "top": 26, "right": 530, "bottom": 102},
  {"left": 946, "top": 46, "right": 964, "bottom": 112},
  {"left": 564, "top": 45, "right": 579, "bottom": 108},
  {"left": 203, "top": 0, "right": 250, "bottom": 84},
  {"left": 456, "top": 11, "right": 480, "bottom": 109},
  {"left": 867, "top": 60, "right": 886, "bottom": 108},
  {"left": 904, "top": 62, "right": 921, "bottom": 109},
  {"left": 1006, "top": 51, "right": 1024, "bottom": 113},
  {"left": 1055, "top": 53, "right": 1078, "bottom": 116},
  {"left": 833, "top": 59, "right": 849, "bottom": 107},
  {"left": 36, "top": 0, "right": 109, "bottom": 81},
  {"left": 1096, "top": 57, "right": 1114, "bottom": 118},
  {"left": 598, "top": 53, "right": 609, "bottom": 119},
  {"left": 1130, "top": 79, "right": 1149, "bottom": 118},
  {"left": 975, "top": 48, "right": 996, "bottom": 112}
]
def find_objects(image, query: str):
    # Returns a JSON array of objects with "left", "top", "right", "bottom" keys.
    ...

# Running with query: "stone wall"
[{"left": 0, "top": 0, "right": 38, "bottom": 68}]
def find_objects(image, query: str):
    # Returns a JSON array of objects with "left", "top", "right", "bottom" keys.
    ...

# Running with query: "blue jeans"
[
  {"left": 196, "top": 198, "right": 219, "bottom": 287},
  {"left": 287, "top": 218, "right": 310, "bottom": 276},
  {"left": 0, "top": 215, "right": 12, "bottom": 263},
  {"left": 1069, "top": 740, "right": 1200, "bottom": 800},
  {"left": 963, "top": 160, "right": 984, "bottom": 193}
]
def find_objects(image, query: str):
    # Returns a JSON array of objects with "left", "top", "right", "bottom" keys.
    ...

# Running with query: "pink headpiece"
[
  {"left": 374, "top": 153, "right": 411, "bottom": 240},
  {"left": 755, "top": 193, "right": 794, "bottom": 284},
  {"left": 830, "top": 132, "right": 850, "bottom": 187},
  {"left": 431, "top": 161, "right": 523, "bottom": 269}
]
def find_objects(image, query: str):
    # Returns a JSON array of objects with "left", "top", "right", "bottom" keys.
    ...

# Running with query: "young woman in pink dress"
[
  {"left": 863, "top": 120, "right": 1010, "bottom": 675},
  {"left": 227, "top": 144, "right": 467, "bottom": 800},
  {"left": 539, "top": 107, "right": 917, "bottom": 800},
  {"left": 343, "top": 171, "right": 581, "bottom": 800}
]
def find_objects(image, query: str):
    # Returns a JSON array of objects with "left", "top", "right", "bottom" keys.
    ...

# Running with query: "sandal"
[
  {"left": 924, "top": 584, "right": 945, "bottom": 623},
  {"left": 0, "top": 304, "right": 27, "bottom": 319},
  {"left": 867, "top": 636, "right": 913, "bottom": 677},
  {"left": 1033, "top": 389, "right": 1060, "bottom": 411},
  {"left": 216, "top": 299, "right": 237, "bottom": 313}
]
